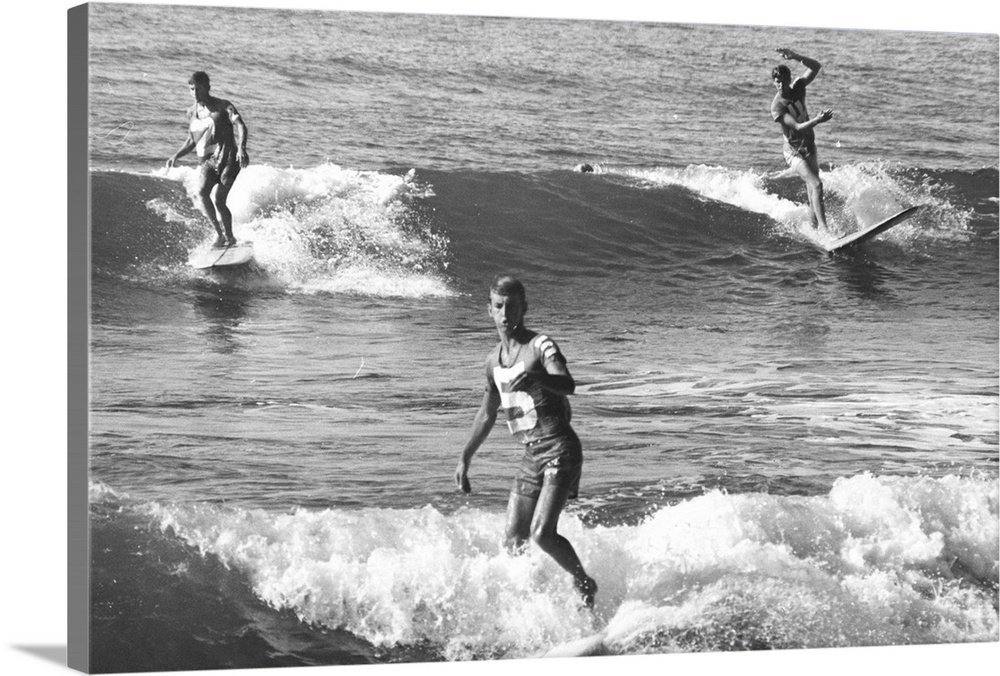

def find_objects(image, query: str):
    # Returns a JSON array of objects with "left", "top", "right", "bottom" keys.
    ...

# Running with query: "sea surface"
[{"left": 83, "top": 2, "right": 999, "bottom": 672}]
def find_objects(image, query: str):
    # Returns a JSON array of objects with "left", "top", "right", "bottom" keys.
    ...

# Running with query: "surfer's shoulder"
[
  {"left": 532, "top": 334, "right": 565, "bottom": 364},
  {"left": 485, "top": 342, "right": 502, "bottom": 365}
]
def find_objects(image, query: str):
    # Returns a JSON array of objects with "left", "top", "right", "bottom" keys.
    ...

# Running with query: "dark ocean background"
[{"left": 79, "top": 2, "right": 997, "bottom": 672}]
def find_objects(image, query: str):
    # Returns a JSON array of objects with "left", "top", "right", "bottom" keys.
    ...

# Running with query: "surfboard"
[
  {"left": 825, "top": 206, "right": 921, "bottom": 254},
  {"left": 540, "top": 631, "right": 608, "bottom": 658},
  {"left": 188, "top": 241, "right": 254, "bottom": 269}
]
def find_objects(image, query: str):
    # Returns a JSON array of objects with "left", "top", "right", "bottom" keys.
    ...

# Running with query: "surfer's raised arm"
[{"left": 776, "top": 47, "right": 821, "bottom": 86}]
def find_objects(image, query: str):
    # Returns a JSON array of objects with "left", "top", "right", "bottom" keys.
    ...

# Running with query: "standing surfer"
[
  {"left": 454, "top": 275, "right": 598, "bottom": 608},
  {"left": 166, "top": 71, "right": 249, "bottom": 248},
  {"left": 771, "top": 48, "right": 834, "bottom": 230}
]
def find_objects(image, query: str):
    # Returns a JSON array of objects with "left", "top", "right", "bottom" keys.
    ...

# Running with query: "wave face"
[
  {"left": 93, "top": 161, "right": 995, "bottom": 299},
  {"left": 94, "top": 165, "right": 452, "bottom": 298}
]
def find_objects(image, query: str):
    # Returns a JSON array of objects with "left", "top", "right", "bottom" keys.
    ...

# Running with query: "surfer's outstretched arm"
[{"left": 454, "top": 385, "right": 500, "bottom": 493}]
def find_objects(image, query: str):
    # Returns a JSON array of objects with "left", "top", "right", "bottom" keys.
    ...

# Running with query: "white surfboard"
[
  {"left": 188, "top": 241, "right": 254, "bottom": 269},
  {"left": 540, "top": 631, "right": 608, "bottom": 657},
  {"left": 825, "top": 206, "right": 921, "bottom": 254}
]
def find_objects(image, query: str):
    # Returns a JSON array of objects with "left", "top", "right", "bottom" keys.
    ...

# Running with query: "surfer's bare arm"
[
  {"left": 166, "top": 109, "right": 197, "bottom": 168},
  {"left": 166, "top": 136, "right": 196, "bottom": 168},
  {"left": 454, "top": 385, "right": 501, "bottom": 493},
  {"left": 227, "top": 102, "right": 250, "bottom": 168},
  {"left": 780, "top": 108, "right": 834, "bottom": 132},
  {"left": 776, "top": 47, "right": 821, "bottom": 85}
]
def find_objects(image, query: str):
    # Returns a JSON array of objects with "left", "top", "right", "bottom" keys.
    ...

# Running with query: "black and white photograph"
[{"left": 6, "top": 1, "right": 1000, "bottom": 675}]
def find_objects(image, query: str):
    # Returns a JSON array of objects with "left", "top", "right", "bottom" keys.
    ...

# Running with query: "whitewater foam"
[
  {"left": 613, "top": 162, "right": 975, "bottom": 247},
  {"left": 118, "top": 472, "right": 998, "bottom": 657},
  {"left": 154, "top": 163, "right": 454, "bottom": 297}
]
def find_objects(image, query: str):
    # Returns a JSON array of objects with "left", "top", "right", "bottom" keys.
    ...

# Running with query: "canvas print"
[{"left": 69, "top": 1, "right": 999, "bottom": 673}]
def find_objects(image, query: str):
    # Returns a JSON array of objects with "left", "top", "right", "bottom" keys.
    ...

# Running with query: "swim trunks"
[
  {"left": 511, "top": 432, "right": 583, "bottom": 499},
  {"left": 782, "top": 143, "right": 813, "bottom": 167},
  {"left": 199, "top": 146, "right": 241, "bottom": 188}
]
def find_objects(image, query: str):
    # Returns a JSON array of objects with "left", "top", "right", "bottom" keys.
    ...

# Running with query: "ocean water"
[{"left": 82, "top": 2, "right": 998, "bottom": 673}]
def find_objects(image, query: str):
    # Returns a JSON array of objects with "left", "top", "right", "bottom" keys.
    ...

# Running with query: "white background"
[{"left": 3, "top": 1, "right": 998, "bottom": 675}]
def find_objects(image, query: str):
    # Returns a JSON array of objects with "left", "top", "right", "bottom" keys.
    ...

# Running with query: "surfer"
[
  {"left": 771, "top": 48, "right": 834, "bottom": 230},
  {"left": 166, "top": 71, "right": 249, "bottom": 248},
  {"left": 454, "top": 275, "right": 598, "bottom": 608}
]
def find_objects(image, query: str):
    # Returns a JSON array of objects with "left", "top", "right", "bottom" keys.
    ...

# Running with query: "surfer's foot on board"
[
  {"left": 574, "top": 575, "right": 598, "bottom": 609},
  {"left": 212, "top": 236, "right": 237, "bottom": 248}
]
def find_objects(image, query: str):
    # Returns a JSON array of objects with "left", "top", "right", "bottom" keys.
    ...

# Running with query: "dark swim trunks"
[
  {"left": 511, "top": 433, "right": 583, "bottom": 500},
  {"left": 200, "top": 148, "right": 241, "bottom": 188}
]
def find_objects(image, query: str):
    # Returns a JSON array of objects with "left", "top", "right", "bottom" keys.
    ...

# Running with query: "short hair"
[
  {"left": 771, "top": 65, "right": 791, "bottom": 83},
  {"left": 189, "top": 71, "right": 210, "bottom": 88},
  {"left": 490, "top": 274, "right": 526, "bottom": 304}
]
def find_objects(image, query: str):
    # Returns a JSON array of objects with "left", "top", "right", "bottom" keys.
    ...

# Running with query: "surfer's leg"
[
  {"left": 213, "top": 159, "right": 243, "bottom": 246},
  {"left": 506, "top": 453, "right": 597, "bottom": 606},
  {"left": 504, "top": 490, "right": 535, "bottom": 553},
  {"left": 793, "top": 153, "right": 827, "bottom": 229},
  {"left": 195, "top": 163, "right": 226, "bottom": 246},
  {"left": 214, "top": 180, "right": 236, "bottom": 246},
  {"left": 529, "top": 481, "right": 596, "bottom": 607},
  {"left": 505, "top": 451, "right": 545, "bottom": 552}
]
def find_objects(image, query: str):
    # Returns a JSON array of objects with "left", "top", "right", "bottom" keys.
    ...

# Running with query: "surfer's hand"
[
  {"left": 238, "top": 149, "right": 249, "bottom": 169},
  {"left": 818, "top": 108, "right": 834, "bottom": 122},
  {"left": 455, "top": 462, "right": 472, "bottom": 493},
  {"left": 166, "top": 156, "right": 176, "bottom": 169},
  {"left": 776, "top": 47, "right": 796, "bottom": 60}
]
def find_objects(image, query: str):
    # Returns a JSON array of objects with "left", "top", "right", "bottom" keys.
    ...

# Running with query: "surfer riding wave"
[
  {"left": 771, "top": 48, "right": 834, "bottom": 230},
  {"left": 166, "top": 71, "right": 249, "bottom": 248}
]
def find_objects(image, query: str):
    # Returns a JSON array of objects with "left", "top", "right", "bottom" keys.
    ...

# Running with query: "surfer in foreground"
[
  {"left": 771, "top": 48, "right": 834, "bottom": 230},
  {"left": 166, "top": 71, "right": 249, "bottom": 248},
  {"left": 454, "top": 275, "right": 598, "bottom": 608}
]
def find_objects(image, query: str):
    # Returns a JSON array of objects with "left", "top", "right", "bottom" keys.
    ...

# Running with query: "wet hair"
[
  {"left": 490, "top": 274, "right": 527, "bottom": 305},
  {"left": 188, "top": 71, "right": 211, "bottom": 88},
  {"left": 771, "top": 65, "right": 791, "bottom": 83}
]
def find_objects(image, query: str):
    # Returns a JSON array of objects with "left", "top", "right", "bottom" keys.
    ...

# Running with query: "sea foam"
[
  {"left": 129, "top": 472, "right": 998, "bottom": 657},
  {"left": 157, "top": 163, "right": 454, "bottom": 298}
]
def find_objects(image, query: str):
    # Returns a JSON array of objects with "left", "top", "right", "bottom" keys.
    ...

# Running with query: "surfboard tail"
[
  {"left": 189, "top": 241, "right": 255, "bottom": 269},
  {"left": 539, "top": 631, "right": 609, "bottom": 658}
]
